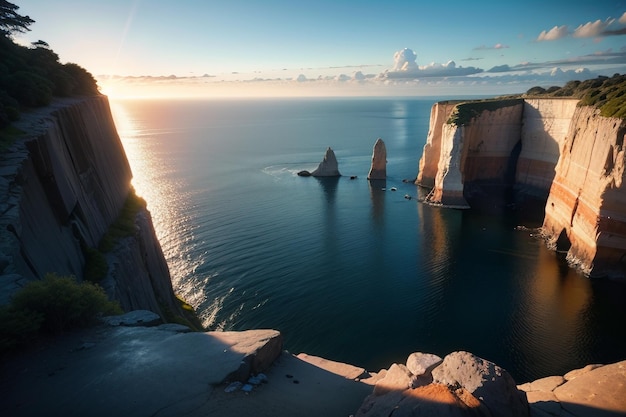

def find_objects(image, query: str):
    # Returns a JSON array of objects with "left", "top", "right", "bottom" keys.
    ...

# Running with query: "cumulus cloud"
[
  {"left": 573, "top": 18, "right": 615, "bottom": 38},
  {"left": 393, "top": 48, "right": 418, "bottom": 71},
  {"left": 537, "top": 25, "right": 569, "bottom": 41},
  {"left": 383, "top": 49, "right": 483, "bottom": 79},
  {"left": 353, "top": 71, "right": 365, "bottom": 81}
]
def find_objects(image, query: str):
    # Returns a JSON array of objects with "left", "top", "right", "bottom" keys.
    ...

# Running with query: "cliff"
[
  {"left": 416, "top": 98, "right": 626, "bottom": 279},
  {"left": 0, "top": 96, "right": 184, "bottom": 319}
]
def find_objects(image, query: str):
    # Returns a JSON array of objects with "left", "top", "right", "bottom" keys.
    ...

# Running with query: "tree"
[{"left": 0, "top": 0, "right": 34, "bottom": 37}]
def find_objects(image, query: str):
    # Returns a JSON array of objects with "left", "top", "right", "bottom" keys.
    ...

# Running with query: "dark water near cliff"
[{"left": 111, "top": 97, "right": 626, "bottom": 383}]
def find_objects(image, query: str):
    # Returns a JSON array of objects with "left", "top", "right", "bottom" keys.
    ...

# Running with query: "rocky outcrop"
[
  {"left": 416, "top": 98, "right": 626, "bottom": 279},
  {"left": 368, "top": 138, "right": 387, "bottom": 180},
  {"left": 356, "top": 350, "right": 529, "bottom": 417},
  {"left": 0, "top": 96, "right": 184, "bottom": 319},
  {"left": 311, "top": 147, "right": 341, "bottom": 177},
  {"left": 518, "top": 360, "right": 626, "bottom": 417}
]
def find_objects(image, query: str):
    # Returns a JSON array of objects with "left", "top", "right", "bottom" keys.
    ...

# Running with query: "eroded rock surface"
[
  {"left": 311, "top": 147, "right": 341, "bottom": 177},
  {"left": 368, "top": 138, "right": 387, "bottom": 180}
]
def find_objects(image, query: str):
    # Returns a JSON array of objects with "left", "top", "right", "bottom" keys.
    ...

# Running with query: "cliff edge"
[
  {"left": 416, "top": 97, "right": 626, "bottom": 279},
  {"left": 0, "top": 96, "right": 185, "bottom": 320}
]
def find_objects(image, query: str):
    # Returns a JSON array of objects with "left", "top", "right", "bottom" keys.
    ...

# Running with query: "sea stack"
[
  {"left": 311, "top": 147, "right": 341, "bottom": 177},
  {"left": 367, "top": 138, "right": 387, "bottom": 180}
]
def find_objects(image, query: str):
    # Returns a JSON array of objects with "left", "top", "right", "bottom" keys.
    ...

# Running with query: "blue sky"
[{"left": 15, "top": 0, "right": 626, "bottom": 97}]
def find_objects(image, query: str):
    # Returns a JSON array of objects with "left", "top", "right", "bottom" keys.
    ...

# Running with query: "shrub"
[
  {"left": 83, "top": 246, "right": 108, "bottom": 283},
  {"left": 99, "top": 191, "right": 147, "bottom": 252},
  {"left": 10, "top": 273, "right": 122, "bottom": 334}
]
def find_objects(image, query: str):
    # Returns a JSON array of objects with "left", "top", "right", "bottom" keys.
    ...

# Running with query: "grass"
[{"left": 446, "top": 98, "right": 523, "bottom": 126}]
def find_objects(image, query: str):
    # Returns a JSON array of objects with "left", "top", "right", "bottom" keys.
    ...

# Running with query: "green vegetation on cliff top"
[
  {"left": 447, "top": 73, "right": 626, "bottom": 126},
  {"left": 0, "top": 1, "right": 99, "bottom": 130}
]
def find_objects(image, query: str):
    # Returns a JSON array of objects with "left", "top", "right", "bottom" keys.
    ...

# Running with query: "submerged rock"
[
  {"left": 311, "top": 147, "right": 341, "bottom": 177},
  {"left": 367, "top": 138, "right": 387, "bottom": 180}
]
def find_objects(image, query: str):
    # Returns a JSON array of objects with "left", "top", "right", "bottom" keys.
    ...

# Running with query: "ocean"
[{"left": 110, "top": 97, "right": 626, "bottom": 383}]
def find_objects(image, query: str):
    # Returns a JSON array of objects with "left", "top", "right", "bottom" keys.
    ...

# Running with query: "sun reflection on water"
[{"left": 109, "top": 99, "right": 208, "bottom": 316}]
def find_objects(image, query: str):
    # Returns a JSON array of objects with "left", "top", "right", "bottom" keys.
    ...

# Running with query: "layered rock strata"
[
  {"left": 416, "top": 98, "right": 626, "bottom": 278},
  {"left": 0, "top": 96, "right": 184, "bottom": 319},
  {"left": 368, "top": 138, "right": 387, "bottom": 180}
]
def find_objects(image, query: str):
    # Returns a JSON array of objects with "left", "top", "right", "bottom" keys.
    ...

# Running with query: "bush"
[
  {"left": 83, "top": 246, "right": 109, "bottom": 283},
  {"left": 10, "top": 273, "right": 122, "bottom": 334},
  {"left": 99, "top": 191, "right": 147, "bottom": 252}
]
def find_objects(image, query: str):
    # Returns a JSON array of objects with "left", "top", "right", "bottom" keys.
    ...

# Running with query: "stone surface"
[
  {"left": 373, "top": 363, "right": 414, "bottom": 395},
  {"left": 367, "top": 138, "right": 387, "bottom": 180},
  {"left": 0, "top": 325, "right": 284, "bottom": 417},
  {"left": 518, "top": 360, "right": 626, "bottom": 417},
  {"left": 297, "top": 353, "right": 368, "bottom": 380},
  {"left": 432, "top": 351, "right": 528, "bottom": 417},
  {"left": 311, "top": 147, "right": 341, "bottom": 177},
  {"left": 406, "top": 352, "right": 442, "bottom": 377},
  {"left": 357, "top": 351, "right": 529, "bottom": 417},
  {"left": 554, "top": 361, "right": 626, "bottom": 416},
  {"left": 101, "top": 310, "right": 162, "bottom": 327}
]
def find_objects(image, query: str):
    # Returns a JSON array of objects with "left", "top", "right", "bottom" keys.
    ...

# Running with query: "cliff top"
[
  {"left": 523, "top": 73, "right": 626, "bottom": 119},
  {"left": 444, "top": 73, "right": 626, "bottom": 127}
]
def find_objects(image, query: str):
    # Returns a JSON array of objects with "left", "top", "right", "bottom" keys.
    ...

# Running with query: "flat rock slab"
[
  {"left": 0, "top": 325, "right": 282, "bottom": 417},
  {"left": 554, "top": 360, "right": 626, "bottom": 417}
]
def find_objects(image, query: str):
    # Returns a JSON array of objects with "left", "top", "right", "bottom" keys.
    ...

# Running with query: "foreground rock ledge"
[{"left": 1, "top": 316, "right": 625, "bottom": 417}]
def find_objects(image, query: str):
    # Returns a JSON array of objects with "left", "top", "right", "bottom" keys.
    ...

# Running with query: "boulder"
[
  {"left": 356, "top": 351, "right": 529, "bottom": 417},
  {"left": 406, "top": 352, "right": 442, "bottom": 377},
  {"left": 367, "top": 138, "right": 387, "bottom": 180},
  {"left": 432, "top": 351, "right": 528, "bottom": 417},
  {"left": 311, "top": 147, "right": 341, "bottom": 177}
]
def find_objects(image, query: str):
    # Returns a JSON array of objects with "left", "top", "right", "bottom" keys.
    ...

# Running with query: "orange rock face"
[
  {"left": 542, "top": 106, "right": 626, "bottom": 278},
  {"left": 416, "top": 98, "right": 626, "bottom": 278}
]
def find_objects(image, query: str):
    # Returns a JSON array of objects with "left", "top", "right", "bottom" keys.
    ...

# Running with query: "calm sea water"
[{"left": 110, "top": 97, "right": 626, "bottom": 383}]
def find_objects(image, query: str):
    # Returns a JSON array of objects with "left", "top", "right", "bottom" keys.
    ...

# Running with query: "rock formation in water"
[
  {"left": 311, "top": 146, "right": 341, "bottom": 177},
  {"left": 367, "top": 138, "right": 387, "bottom": 180},
  {"left": 416, "top": 97, "right": 626, "bottom": 279},
  {"left": 0, "top": 96, "right": 185, "bottom": 320}
]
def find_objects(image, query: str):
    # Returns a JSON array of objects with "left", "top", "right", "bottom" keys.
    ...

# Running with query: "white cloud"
[
  {"left": 393, "top": 48, "right": 418, "bottom": 71},
  {"left": 353, "top": 71, "right": 365, "bottom": 81},
  {"left": 573, "top": 18, "right": 615, "bottom": 38},
  {"left": 537, "top": 25, "right": 569, "bottom": 41}
]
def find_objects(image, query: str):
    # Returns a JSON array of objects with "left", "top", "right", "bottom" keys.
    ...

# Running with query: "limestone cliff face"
[
  {"left": 516, "top": 99, "right": 579, "bottom": 197},
  {"left": 0, "top": 96, "right": 183, "bottom": 318},
  {"left": 416, "top": 98, "right": 626, "bottom": 279},
  {"left": 417, "top": 99, "right": 524, "bottom": 208},
  {"left": 542, "top": 106, "right": 626, "bottom": 278}
]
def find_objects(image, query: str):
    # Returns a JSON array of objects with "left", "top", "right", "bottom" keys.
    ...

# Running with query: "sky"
[{"left": 13, "top": 0, "right": 626, "bottom": 98}]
